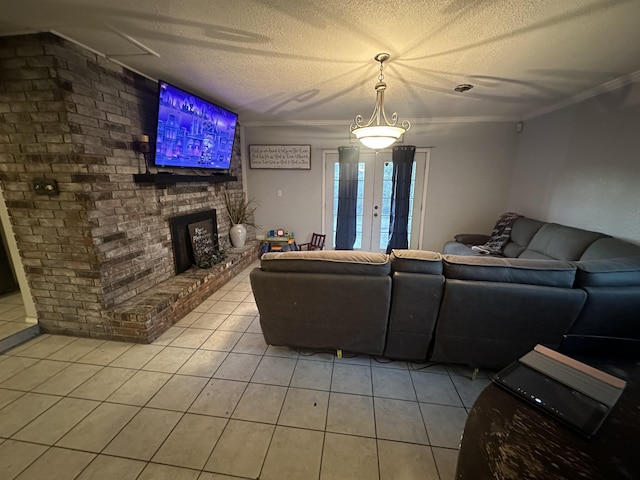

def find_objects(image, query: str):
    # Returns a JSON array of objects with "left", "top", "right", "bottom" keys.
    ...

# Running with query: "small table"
[
  {"left": 261, "top": 236, "right": 297, "bottom": 254},
  {"left": 456, "top": 358, "right": 640, "bottom": 479}
]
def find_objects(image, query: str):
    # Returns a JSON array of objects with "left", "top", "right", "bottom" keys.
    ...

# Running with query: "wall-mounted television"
[{"left": 153, "top": 80, "right": 238, "bottom": 170}]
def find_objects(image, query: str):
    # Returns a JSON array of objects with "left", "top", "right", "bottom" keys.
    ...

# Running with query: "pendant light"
[{"left": 350, "top": 53, "right": 410, "bottom": 150}]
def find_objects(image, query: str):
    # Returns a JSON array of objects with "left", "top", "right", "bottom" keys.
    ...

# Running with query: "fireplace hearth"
[{"left": 169, "top": 209, "right": 218, "bottom": 274}]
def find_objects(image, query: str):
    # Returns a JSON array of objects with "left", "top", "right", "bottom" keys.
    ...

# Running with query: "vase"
[{"left": 229, "top": 223, "right": 247, "bottom": 248}]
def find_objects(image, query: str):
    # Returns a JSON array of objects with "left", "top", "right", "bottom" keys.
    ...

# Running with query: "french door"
[{"left": 323, "top": 149, "right": 430, "bottom": 252}]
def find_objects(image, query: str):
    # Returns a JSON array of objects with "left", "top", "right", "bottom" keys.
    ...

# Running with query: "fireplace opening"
[{"left": 169, "top": 209, "right": 218, "bottom": 274}]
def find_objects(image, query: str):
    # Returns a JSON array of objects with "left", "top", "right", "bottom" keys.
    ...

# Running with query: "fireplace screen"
[{"left": 169, "top": 209, "right": 218, "bottom": 274}]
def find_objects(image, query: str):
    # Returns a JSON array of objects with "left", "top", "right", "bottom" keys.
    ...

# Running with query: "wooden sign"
[
  {"left": 188, "top": 219, "right": 215, "bottom": 267},
  {"left": 249, "top": 144, "right": 311, "bottom": 169}
]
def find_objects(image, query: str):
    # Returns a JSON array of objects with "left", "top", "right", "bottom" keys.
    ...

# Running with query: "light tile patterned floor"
[
  {"left": 0, "top": 292, "right": 31, "bottom": 341},
  {"left": 0, "top": 262, "right": 492, "bottom": 479}
]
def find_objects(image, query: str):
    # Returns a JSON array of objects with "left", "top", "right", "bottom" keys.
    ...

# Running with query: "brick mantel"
[{"left": 0, "top": 33, "right": 256, "bottom": 341}]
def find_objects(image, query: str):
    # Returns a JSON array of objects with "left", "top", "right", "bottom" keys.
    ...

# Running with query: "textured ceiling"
[{"left": 2, "top": 0, "right": 640, "bottom": 125}]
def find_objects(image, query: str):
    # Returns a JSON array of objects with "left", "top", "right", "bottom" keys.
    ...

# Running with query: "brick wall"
[{"left": 0, "top": 33, "right": 253, "bottom": 340}]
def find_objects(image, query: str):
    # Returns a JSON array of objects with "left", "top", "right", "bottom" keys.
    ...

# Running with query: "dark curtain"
[
  {"left": 386, "top": 145, "right": 416, "bottom": 254},
  {"left": 335, "top": 146, "right": 360, "bottom": 250}
]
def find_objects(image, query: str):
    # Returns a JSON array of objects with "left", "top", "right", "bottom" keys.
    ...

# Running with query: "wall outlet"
[{"left": 33, "top": 179, "right": 58, "bottom": 196}]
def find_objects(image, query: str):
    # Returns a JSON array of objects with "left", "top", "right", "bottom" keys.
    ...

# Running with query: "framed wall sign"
[{"left": 249, "top": 144, "right": 311, "bottom": 170}]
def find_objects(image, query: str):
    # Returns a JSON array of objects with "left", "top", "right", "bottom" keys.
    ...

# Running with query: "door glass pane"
[
  {"left": 379, "top": 162, "right": 393, "bottom": 250},
  {"left": 332, "top": 162, "right": 366, "bottom": 249},
  {"left": 332, "top": 163, "right": 339, "bottom": 247},
  {"left": 408, "top": 165, "right": 416, "bottom": 239},
  {"left": 378, "top": 161, "right": 416, "bottom": 251},
  {"left": 327, "top": 150, "right": 426, "bottom": 253},
  {"left": 355, "top": 162, "right": 365, "bottom": 249}
]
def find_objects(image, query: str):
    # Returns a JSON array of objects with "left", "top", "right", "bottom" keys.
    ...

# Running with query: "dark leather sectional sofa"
[{"left": 250, "top": 217, "right": 640, "bottom": 369}]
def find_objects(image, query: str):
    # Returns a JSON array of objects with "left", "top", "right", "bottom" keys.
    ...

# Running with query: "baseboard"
[{"left": 0, "top": 324, "right": 40, "bottom": 354}]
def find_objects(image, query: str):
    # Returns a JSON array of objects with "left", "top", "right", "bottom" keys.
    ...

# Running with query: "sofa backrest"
[
  {"left": 442, "top": 254, "right": 577, "bottom": 288},
  {"left": 260, "top": 250, "right": 390, "bottom": 275},
  {"left": 385, "top": 250, "right": 444, "bottom": 361},
  {"left": 502, "top": 217, "right": 545, "bottom": 257},
  {"left": 579, "top": 237, "right": 640, "bottom": 261},
  {"left": 518, "top": 223, "right": 607, "bottom": 261}
]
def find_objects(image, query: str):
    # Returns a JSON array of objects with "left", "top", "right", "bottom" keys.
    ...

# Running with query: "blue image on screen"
[{"left": 154, "top": 81, "right": 238, "bottom": 169}]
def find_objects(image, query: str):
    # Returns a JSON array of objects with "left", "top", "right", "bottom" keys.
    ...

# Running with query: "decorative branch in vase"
[{"left": 224, "top": 191, "right": 259, "bottom": 248}]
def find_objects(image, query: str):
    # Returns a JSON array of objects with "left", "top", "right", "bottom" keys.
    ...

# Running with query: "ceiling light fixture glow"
[{"left": 350, "top": 53, "right": 410, "bottom": 150}]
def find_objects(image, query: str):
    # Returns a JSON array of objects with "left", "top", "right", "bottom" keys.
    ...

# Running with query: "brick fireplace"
[{"left": 0, "top": 33, "right": 259, "bottom": 342}]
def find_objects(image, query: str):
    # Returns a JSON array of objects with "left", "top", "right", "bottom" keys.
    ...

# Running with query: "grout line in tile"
[
  {"left": 449, "top": 373, "right": 469, "bottom": 411},
  {"left": 5, "top": 441, "right": 55, "bottom": 479},
  {"left": 431, "top": 442, "right": 460, "bottom": 480},
  {"left": 375, "top": 435, "right": 382, "bottom": 480},
  {"left": 255, "top": 414, "right": 278, "bottom": 479},
  {"left": 269, "top": 353, "right": 299, "bottom": 424},
  {"left": 410, "top": 363, "right": 433, "bottom": 447},
  {"left": 370, "top": 362, "right": 382, "bottom": 480},
  {"left": 0, "top": 267, "right": 469, "bottom": 480},
  {"left": 4, "top": 392, "right": 67, "bottom": 440}
]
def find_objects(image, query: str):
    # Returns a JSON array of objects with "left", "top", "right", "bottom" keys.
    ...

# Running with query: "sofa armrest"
[
  {"left": 453, "top": 233, "right": 491, "bottom": 245},
  {"left": 431, "top": 280, "right": 586, "bottom": 369},
  {"left": 260, "top": 250, "right": 390, "bottom": 275},
  {"left": 574, "top": 255, "right": 640, "bottom": 287},
  {"left": 390, "top": 249, "right": 442, "bottom": 274},
  {"left": 443, "top": 241, "right": 482, "bottom": 256}
]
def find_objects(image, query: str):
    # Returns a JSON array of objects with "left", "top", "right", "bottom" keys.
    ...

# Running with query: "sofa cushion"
[
  {"left": 260, "top": 250, "right": 390, "bottom": 275},
  {"left": 443, "top": 254, "right": 577, "bottom": 288},
  {"left": 575, "top": 255, "right": 640, "bottom": 287},
  {"left": 579, "top": 237, "right": 640, "bottom": 261},
  {"left": 502, "top": 217, "right": 545, "bottom": 258},
  {"left": 519, "top": 223, "right": 607, "bottom": 260},
  {"left": 390, "top": 250, "right": 443, "bottom": 274}
]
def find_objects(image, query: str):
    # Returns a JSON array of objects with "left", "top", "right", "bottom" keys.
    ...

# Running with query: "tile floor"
[
  {"left": 0, "top": 291, "right": 31, "bottom": 341},
  {"left": 0, "top": 262, "right": 492, "bottom": 480}
]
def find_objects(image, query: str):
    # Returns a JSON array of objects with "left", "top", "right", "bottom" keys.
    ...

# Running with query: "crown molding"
[
  {"left": 0, "top": 30, "right": 38, "bottom": 37},
  {"left": 50, "top": 30, "right": 157, "bottom": 82},
  {"left": 241, "top": 115, "right": 519, "bottom": 128},
  {"left": 523, "top": 69, "right": 640, "bottom": 121}
]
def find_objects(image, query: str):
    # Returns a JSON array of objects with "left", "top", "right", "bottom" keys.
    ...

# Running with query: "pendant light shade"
[{"left": 350, "top": 53, "right": 410, "bottom": 150}]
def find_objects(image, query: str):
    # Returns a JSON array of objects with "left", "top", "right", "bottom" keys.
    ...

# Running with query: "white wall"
[
  {"left": 243, "top": 121, "right": 518, "bottom": 251},
  {"left": 508, "top": 81, "right": 640, "bottom": 244},
  {"left": 244, "top": 79, "right": 640, "bottom": 253}
]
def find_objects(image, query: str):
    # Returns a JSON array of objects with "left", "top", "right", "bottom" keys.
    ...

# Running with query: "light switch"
[{"left": 277, "top": 189, "right": 283, "bottom": 197}]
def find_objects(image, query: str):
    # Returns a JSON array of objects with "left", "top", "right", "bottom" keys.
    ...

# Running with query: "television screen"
[{"left": 154, "top": 80, "right": 238, "bottom": 170}]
